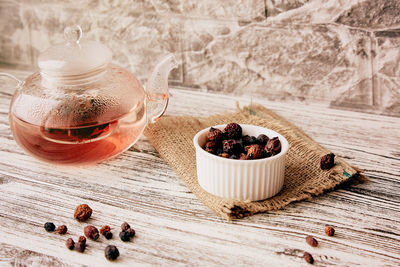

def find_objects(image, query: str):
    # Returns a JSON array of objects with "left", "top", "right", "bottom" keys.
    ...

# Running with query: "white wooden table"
[{"left": 1, "top": 69, "right": 399, "bottom": 266}]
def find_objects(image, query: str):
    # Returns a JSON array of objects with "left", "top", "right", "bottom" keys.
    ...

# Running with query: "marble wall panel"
[
  {"left": 21, "top": 3, "right": 182, "bottom": 82},
  {"left": 265, "top": 0, "right": 310, "bottom": 17},
  {"left": 371, "top": 31, "right": 400, "bottom": 116},
  {"left": 20, "top": 0, "right": 143, "bottom": 12},
  {"left": 265, "top": 0, "right": 361, "bottom": 24},
  {"left": 336, "top": 0, "right": 400, "bottom": 29},
  {"left": 0, "top": 0, "right": 399, "bottom": 116},
  {"left": 142, "top": 0, "right": 265, "bottom": 22},
  {"left": 182, "top": 19, "right": 373, "bottom": 105}
]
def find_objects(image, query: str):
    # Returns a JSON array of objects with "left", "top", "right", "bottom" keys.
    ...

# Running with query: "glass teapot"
[{"left": 2, "top": 25, "right": 178, "bottom": 165}]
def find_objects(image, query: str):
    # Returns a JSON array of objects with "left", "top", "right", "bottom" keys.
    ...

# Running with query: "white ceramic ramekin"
[{"left": 193, "top": 124, "right": 289, "bottom": 201}]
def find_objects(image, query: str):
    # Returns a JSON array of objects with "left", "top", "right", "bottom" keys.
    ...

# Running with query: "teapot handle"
[
  {"left": 145, "top": 54, "right": 178, "bottom": 123},
  {"left": 0, "top": 72, "right": 23, "bottom": 88}
]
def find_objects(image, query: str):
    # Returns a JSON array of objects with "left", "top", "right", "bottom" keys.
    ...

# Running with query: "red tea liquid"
[{"left": 9, "top": 105, "right": 146, "bottom": 165}]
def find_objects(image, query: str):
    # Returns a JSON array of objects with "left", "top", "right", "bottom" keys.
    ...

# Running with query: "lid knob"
[{"left": 64, "top": 25, "right": 83, "bottom": 44}]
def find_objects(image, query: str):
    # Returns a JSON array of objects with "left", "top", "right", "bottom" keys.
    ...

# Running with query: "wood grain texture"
[{"left": 0, "top": 69, "right": 399, "bottom": 266}]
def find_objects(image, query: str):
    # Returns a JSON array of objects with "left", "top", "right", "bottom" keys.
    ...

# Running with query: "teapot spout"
[{"left": 146, "top": 54, "right": 178, "bottom": 123}]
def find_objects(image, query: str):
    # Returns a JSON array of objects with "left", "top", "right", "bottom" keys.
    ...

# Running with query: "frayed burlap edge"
[{"left": 144, "top": 103, "right": 367, "bottom": 220}]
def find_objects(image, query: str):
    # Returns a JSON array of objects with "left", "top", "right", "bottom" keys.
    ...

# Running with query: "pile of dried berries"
[
  {"left": 302, "top": 226, "right": 336, "bottom": 264},
  {"left": 203, "top": 123, "right": 282, "bottom": 160},
  {"left": 44, "top": 204, "right": 137, "bottom": 261}
]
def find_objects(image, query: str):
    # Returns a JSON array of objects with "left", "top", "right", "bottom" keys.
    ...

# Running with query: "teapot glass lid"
[{"left": 38, "top": 25, "right": 112, "bottom": 77}]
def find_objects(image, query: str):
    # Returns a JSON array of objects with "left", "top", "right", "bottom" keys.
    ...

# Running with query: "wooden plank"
[{"left": 0, "top": 69, "right": 399, "bottom": 266}]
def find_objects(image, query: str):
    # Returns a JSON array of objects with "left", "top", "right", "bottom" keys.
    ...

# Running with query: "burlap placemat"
[{"left": 144, "top": 104, "right": 365, "bottom": 220}]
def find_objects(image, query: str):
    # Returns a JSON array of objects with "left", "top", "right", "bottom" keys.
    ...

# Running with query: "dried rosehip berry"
[
  {"left": 78, "top": 236, "right": 86, "bottom": 245},
  {"left": 242, "top": 135, "right": 250, "bottom": 144},
  {"left": 242, "top": 135, "right": 257, "bottom": 146},
  {"left": 239, "top": 153, "right": 249, "bottom": 160},
  {"left": 205, "top": 147, "right": 214, "bottom": 154},
  {"left": 219, "top": 152, "right": 230, "bottom": 158},
  {"left": 205, "top": 140, "right": 221, "bottom": 154},
  {"left": 236, "top": 139, "right": 244, "bottom": 152},
  {"left": 325, "top": 226, "right": 335, "bottom": 236},
  {"left": 57, "top": 225, "right": 68, "bottom": 235},
  {"left": 265, "top": 137, "right": 281, "bottom": 155},
  {"left": 303, "top": 252, "right": 314, "bottom": 264},
  {"left": 223, "top": 123, "right": 242, "bottom": 139},
  {"left": 44, "top": 222, "right": 55, "bottom": 232},
  {"left": 75, "top": 241, "right": 86, "bottom": 253},
  {"left": 121, "top": 222, "right": 130, "bottom": 231},
  {"left": 320, "top": 153, "right": 335, "bottom": 170},
  {"left": 207, "top": 127, "right": 223, "bottom": 142},
  {"left": 100, "top": 225, "right": 111, "bottom": 235},
  {"left": 222, "top": 139, "right": 242, "bottom": 155},
  {"left": 127, "top": 228, "right": 135, "bottom": 238},
  {"left": 246, "top": 144, "right": 265, "bottom": 159},
  {"left": 104, "top": 231, "right": 113, "bottom": 240},
  {"left": 66, "top": 238, "right": 75, "bottom": 250},
  {"left": 74, "top": 204, "right": 92, "bottom": 221},
  {"left": 119, "top": 230, "right": 131, "bottom": 241},
  {"left": 306, "top": 236, "right": 318, "bottom": 247},
  {"left": 84, "top": 225, "right": 99, "bottom": 240},
  {"left": 230, "top": 154, "right": 239, "bottom": 159},
  {"left": 256, "top": 134, "right": 269, "bottom": 146},
  {"left": 105, "top": 245, "right": 120, "bottom": 261}
]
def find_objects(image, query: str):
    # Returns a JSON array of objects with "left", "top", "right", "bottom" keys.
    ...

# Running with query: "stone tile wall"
[{"left": 0, "top": 0, "right": 399, "bottom": 116}]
